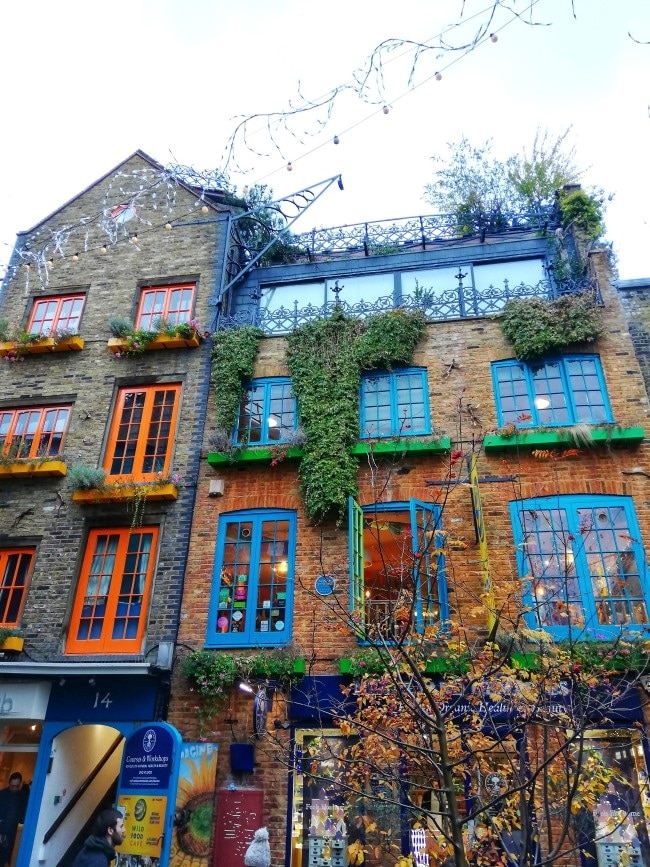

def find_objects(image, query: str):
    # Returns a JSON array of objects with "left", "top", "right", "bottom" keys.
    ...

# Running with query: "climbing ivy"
[
  {"left": 287, "top": 308, "right": 426, "bottom": 522},
  {"left": 211, "top": 326, "right": 263, "bottom": 433},
  {"left": 500, "top": 293, "right": 603, "bottom": 361}
]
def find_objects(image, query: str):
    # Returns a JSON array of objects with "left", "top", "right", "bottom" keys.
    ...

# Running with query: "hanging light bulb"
[
  {"left": 71, "top": 253, "right": 79, "bottom": 262},
  {"left": 100, "top": 245, "right": 108, "bottom": 255},
  {"left": 435, "top": 72, "right": 442, "bottom": 81},
  {"left": 382, "top": 105, "right": 390, "bottom": 115},
  {"left": 333, "top": 135, "right": 340, "bottom": 145},
  {"left": 46, "top": 258, "right": 54, "bottom": 268},
  {"left": 242, "top": 185, "right": 249, "bottom": 197},
  {"left": 490, "top": 32, "right": 498, "bottom": 42},
  {"left": 201, "top": 205, "right": 209, "bottom": 214},
  {"left": 22, "top": 263, "right": 30, "bottom": 272},
  {"left": 287, "top": 162, "right": 293, "bottom": 172},
  {"left": 130, "top": 234, "right": 138, "bottom": 244},
  {"left": 165, "top": 222, "right": 172, "bottom": 231}
]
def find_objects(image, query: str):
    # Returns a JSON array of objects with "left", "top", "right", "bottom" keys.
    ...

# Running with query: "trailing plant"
[
  {"left": 210, "top": 326, "right": 263, "bottom": 432},
  {"left": 499, "top": 292, "right": 603, "bottom": 360},
  {"left": 109, "top": 316, "right": 209, "bottom": 357},
  {"left": 287, "top": 308, "right": 427, "bottom": 522},
  {"left": 340, "top": 648, "right": 391, "bottom": 677}
]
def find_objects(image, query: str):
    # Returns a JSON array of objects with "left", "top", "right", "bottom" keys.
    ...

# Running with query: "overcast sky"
[{"left": 0, "top": 0, "right": 648, "bottom": 279}]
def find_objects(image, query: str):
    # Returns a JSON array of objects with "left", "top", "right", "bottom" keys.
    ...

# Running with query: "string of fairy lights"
[{"left": 0, "top": 0, "right": 548, "bottom": 288}]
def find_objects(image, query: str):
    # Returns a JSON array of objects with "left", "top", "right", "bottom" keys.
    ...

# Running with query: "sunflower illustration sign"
[{"left": 169, "top": 742, "right": 219, "bottom": 867}]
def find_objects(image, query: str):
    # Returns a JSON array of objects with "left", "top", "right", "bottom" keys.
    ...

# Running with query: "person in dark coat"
[
  {"left": 72, "top": 808, "right": 125, "bottom": 867},
  {"left": 0, "top": 773, "right": 27, "bottom": 866}
]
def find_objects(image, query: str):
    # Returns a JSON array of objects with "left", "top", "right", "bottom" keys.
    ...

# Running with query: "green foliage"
[
  {"left": 210, "top": 326, "right": 263, "bottom": 432},
  {"left": 564, "top": 639, "right": 650, "bottom": 673},
  {"left": 558, "top": 187, "right": 605, "bottom": 240},
  {"left": 68, "top": 463, "right": 107, "bottom": 490},
  {"left": 342, "top": 648, "right": 391, "bottom": 677},
  {"left": 500, "top": 293, "right": 603, "bottom": 360},
  {"left": 508, "top": 127, "right": 580, "bottom": 211},
  {"left": 107, "top": 316, "right": 132, "bottom": 337},
  {"left": 0, "top": 628, "right": 21, "bottom": 646},
  {"left": 234, "top": 184, "right": 308, "bottom": 265},
  {"left": 355, "top": 309, "right": 426, "bottom": 370},
  {"left": 287, "top": 308, "right": 426, "bottom": 522}
]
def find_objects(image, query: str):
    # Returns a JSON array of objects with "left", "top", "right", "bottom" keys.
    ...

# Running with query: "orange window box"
[
  {"left": 0, "top": 460, "right": 67, "bottom": 478},
  {"left": 0, "top": 636, "right": 24, "bottom": 653},
  {"left": 107, "top": 334, "right": 200, "bottom": 354},
  {"left": 0, "top": 337, "right": 84, "bottom": 357},
  {"left": 72, "top": 482, "right": 178, "bottom": 503}
]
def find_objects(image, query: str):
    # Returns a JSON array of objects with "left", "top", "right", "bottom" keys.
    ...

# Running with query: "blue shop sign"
[
  {"left": 120, "top": 723, "right": 175, "bottom": 790},
  {"left": 46, "top": 676, "right": 158, "bottom": 722}
]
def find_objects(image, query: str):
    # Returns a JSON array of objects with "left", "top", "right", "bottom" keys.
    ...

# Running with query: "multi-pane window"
[
  {"left": 492, "top": 356, "right": 612, "bottom": 427},
  {"left": 67, "top": 527, "right": 157, "bottom": 654},
  {"left": 0, "top": 549, "right": 34, "bottom": 626},
  {"left": 0, "top": 406, "right": 70, "bottom": 459},
  {"left": 105, "top": 385, "right": 180, "bottom": 481},
  {"left": 510, "top": 496, "right": 649, "bottom": 638},
  {"left": 235, "top": 378, "right": 297, "bottom": 445},
  {"left": 28, "top": 294, "right": 85, "bottom": 335},
  {"left": 207, "top": 510, "right": 296, "bottom": 646},
  {"left": 360, "top": 368, "right": 430, "bottom": 438},
  {"left": 349, "top": 498, "right": 446, "bottom": 642},
  {"left": 135, "top": 283, "right": 195, "bottom": 330}
]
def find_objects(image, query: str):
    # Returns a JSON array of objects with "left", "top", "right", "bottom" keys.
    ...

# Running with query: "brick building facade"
[
  {"left": 168, "top": 207, "right": 650, "bottom": 867},
  {"left": 0, "top": 151, "right": 226, "bottom": 867}
]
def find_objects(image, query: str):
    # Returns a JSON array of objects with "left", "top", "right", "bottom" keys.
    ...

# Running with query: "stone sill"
[
  {"left": 107, "top": 334, "right": 200, "bottom": 354},
  {"left": 483, "top": 426, "right": 645, "bottom": 453},
  {"left": 72, "top": 483, "right": 178, "bottom": 503},
  {"left": 207, "top": 437, "right": 451, "bottom": 466},
  {"left": 0, "top": 336, "right": 84, "bottom": 356},
  {"left": 0, "top": 460, "right": 67, "bottom": 478}
]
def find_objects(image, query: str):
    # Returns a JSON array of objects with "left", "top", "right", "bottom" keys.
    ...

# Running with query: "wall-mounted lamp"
[{"left": 238, "top": 681, "right": 254, "bottom": 695}]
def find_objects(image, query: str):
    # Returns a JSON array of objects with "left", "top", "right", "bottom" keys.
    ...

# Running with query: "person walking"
[
  {"left": 72, "top": 808, "right": 125, "bottom": 866},
  {"left": 0, "top": 773, "right": 28, "bottom": 867}
]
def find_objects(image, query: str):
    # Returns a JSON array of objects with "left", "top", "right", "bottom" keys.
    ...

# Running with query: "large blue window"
[
  {"left": 207, "top": 509, "right": 296, "bottom": 647},
  {"left": 492, "top": 356, "right": 612, "bottom": 427},
  {"left": 360, "top": 368, "right": 430, "bottom": 438},
  {"left": 349, "top": 498, "right": 446, "bottom": 642},
  {"left": 234, "top": 378, "right": 297, "bottom": 445},
  {"left": 510, "top": 495, "right": 649, "bottom": 639}
]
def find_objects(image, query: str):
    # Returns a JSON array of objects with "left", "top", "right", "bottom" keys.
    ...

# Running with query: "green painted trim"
[
  {"left": 207, "top": 446, "right": 305, "bottom": 465},
  {"left": 339, "top": 658, "right": 352, "bottom": 675},
  {"left": 483, "top": 426, "right": 645, "bottom": 453},
  {"left": 351, "top": 437, "right": 451, "bottom": 456},
  {"left": 293, "top": 658, "right": 306, "bottom": 675}
]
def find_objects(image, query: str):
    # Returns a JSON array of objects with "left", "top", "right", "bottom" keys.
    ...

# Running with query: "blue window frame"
[
  {"left": 349, "top": 498, "right": 446, "bottom": 642},
  {"left": 360, "top": 368, "right": 430, "bottom": 438},
  {"left": 510, "top": 495, "right": 650, "bottom": 639},
  {"left": 207, "top": 509, "right": 296, "bottom": 647},
  {"left": 234, "top": 378, "right": 297, "bottom": 446},
  {"left": 492, "top": 356, "right": 612, "bottom": 428}
]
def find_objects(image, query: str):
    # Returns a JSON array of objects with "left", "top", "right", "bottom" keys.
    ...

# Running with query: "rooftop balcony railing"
[{"left": 217, "top": 275, "right": 597, "bottom": 335}]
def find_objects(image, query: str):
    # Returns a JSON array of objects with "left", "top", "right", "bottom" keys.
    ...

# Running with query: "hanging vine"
[
  {"left": 287, "top": 308, "right": 426, "bottom": 522},
  {"left": 210, "top": 326, "right": 263, "bottom": 434}
]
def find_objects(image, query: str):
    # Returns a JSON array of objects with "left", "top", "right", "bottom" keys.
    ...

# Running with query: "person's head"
[
  {"left": 91, "top": 808, "right": 125, "bottom": 847},
  {"left": 7, "top": 773, "right": 22, "bottom": 792}
]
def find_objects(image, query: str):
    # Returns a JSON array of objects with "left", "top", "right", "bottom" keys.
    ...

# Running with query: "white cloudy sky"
[{"left": 0, "top": 0, "right": 648, "bottom": 278}]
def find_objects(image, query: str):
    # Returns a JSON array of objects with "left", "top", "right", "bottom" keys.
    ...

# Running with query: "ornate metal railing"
[
  {"left": 291, "top": 207, "right": 555, "bottom": 258},
  {"left": 217, "top": 276, "right": 597, "bottom": 335}
]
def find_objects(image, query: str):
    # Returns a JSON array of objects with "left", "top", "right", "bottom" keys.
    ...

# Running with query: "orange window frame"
[
  {"left": 28, "top": 294, "right": 85, "bottom": 335},
  {"left": 104, "top": 384, "right": 181, "bottom": 482},
  {"left": 0, "top": 405, "right": 71, "bottom": 459},
  {"left": 66, "top": 527, "right": 158, "bottom": 654},
  {"left": 0, "top": 549, "right": 34, "bottom": 627},
  {"left": 135, "top": 283, "right": 196, "bottom": 330}
]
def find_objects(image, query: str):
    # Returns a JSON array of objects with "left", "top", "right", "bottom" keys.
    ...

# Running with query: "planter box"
[
  {"left": 293, "top": 658, "right": 306, "bottom": 675},
  {"left": 0, "top": 460, "right": 67, "bottom": 479},
  {"left": 351, "top": 437, "right": 451, "bottom": 457},
  {"left": 0, "top": 337, "right": 83, "bottom": 357},
  {"left": 72, "top": 483, "right": 178, "bottom": 503},
  {"left": 108, "top": 333, "right": 200, "bottom": 354},
  {"left": 207, "top": 447, "right": 305, "bottom": 466},
  {"left": 339, "top": 658, "right": 353, "bottom": 675},
  {"left": 483, "top": 426, "right": 645, "bottom": 453},
  {"left": 0, "top": 636, "right": 24, "bottom": 653}
]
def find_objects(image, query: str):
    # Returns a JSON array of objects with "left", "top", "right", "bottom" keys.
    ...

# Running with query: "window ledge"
[
  {"left": 72, "top": 483, "right": 178, "bottom": 503},
  {"left": 0, "top": 336, "right": 84, "bottom": 356},
  {"left": 352, "top": 437, "right": 451, "bottom": 456},
  {"left": 207, "top": 446, "right": 304, "bottom": 466},
  {"left": 483, "top": 426, "right": 645, "bottom": 452},
  {"left": 0, "top": 459, "right": 67, "bottom": 478},
  {"left": 107, "top": 334, "right": 200, "bottom": 354}
]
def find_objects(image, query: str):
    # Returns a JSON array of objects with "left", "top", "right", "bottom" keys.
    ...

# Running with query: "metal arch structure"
[{"left": 218, "top": 174, "right": 343, "bottom": 301}]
